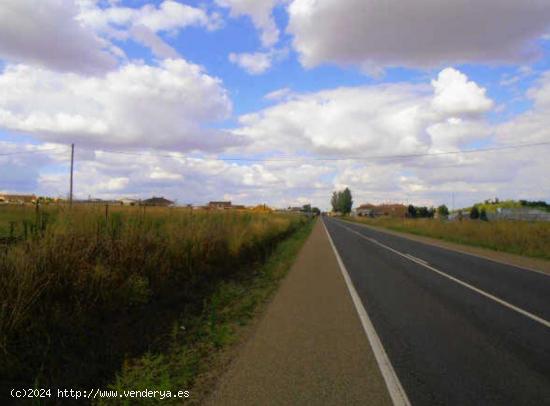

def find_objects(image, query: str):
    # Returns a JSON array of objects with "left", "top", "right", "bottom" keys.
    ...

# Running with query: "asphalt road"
[{"left": 323, "top": 216, "right": 550, "bottom": 406}]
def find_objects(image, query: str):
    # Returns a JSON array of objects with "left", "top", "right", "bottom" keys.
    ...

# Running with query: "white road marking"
[
  {"left": 331, "top": 219, "right": 550, "bottom": 329},
  {"left": 322, "top": 218, "right": 411, "bottom": 406},
  {"left": 405, "top": 254, "right": 429, "bottom": 265},
  {"left": 345, "top": 219, "right": 550, "bottom": 278}
]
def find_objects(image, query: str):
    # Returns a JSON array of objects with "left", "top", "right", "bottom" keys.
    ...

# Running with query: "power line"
[
  {"left": 1, "top": 140, "right": 549, "bottom": 161},
  {"left": 0, "top": 147, "right": 66, "bottom": 156},
  {"left": 97, "top": 141, "right": 550, "bottom": 162}
]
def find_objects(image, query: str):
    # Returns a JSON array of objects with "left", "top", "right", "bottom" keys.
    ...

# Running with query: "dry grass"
[
  {"left": 350, "top": 216, "right": 550, "bottom": 260},
  {"left": 0, "top": 204, "right": 308, "bottom": 396}
]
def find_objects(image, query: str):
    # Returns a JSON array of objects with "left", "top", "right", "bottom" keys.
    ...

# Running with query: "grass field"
[
  {"left": 347, "top": 216, "right": 550, "bottom": 260},
  {"left": 0, "top": 204, "right": 310, "bottom": 400},
  {"left": 102, "top": 218, "right": 315, "bottom": 405}
]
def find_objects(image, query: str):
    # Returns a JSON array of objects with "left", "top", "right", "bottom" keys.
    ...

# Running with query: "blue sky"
[{"left": 1, "top": 0, "right": 549, "bottom": 209}]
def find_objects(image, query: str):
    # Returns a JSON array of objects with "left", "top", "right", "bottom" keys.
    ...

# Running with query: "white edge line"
[
  {"left": 333, "top": 219, "right": 550, "bottom": 330},
  {"left": 342, "top": 219, "right": 550, "bottom": 278},
  {"left": 322, "top": 218, "right": 411, "bottom": 406}
]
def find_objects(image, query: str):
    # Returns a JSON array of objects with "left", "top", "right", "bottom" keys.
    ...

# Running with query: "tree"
[
  {"left": 480, "top": 208, "right": 488, "bottom": 221},
  {"left": 302, "top": 204, "right": 312, "bottom": 213},
  {"left": 470, "top": 206, "right": 480, "bottom": 219},
  {"left": 330, "top": 188, "right": 353, "bottom": 214},
  {"left": 418, "top": 206, "right": 429, "bottom": 218},
  {"left": 331, "top": 192, "right": 339, "bottom": 212},
  {"left": 437, "top": 204, "right": 449, "bottom": 217},
  {"left": 407, "top": 204, "right": 416, "bottom": 218},
  {"left": 312, "top": 207, "right": 320, "bottom": 216},
  {"left": 340, "top": 188, "right": 353, "bottom": 214}
]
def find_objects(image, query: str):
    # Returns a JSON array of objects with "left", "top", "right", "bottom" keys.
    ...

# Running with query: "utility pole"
[
  {"left": 69, "top": 143, "right": 74, "bottom": 207},
  {"left": 452, "top": 192, "right": 455, "bottom": 212}
]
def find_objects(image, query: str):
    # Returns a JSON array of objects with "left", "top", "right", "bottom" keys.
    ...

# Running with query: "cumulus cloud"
[
  {"left": 3, "top": 67, "right": 550, "bottom": 209},
  {"left": 217, "top": 0, "right": 281, "bottom": 47},
  {"left": 0, "top": 0, "right": 117, "bottom": 74},
  {"left": 232, "top": 68, "right": 493, "bottom": 156},
  {"left": 287, "top": 0, "right": 550, "bottom": 70},
  {"left": 0, "top": 59, "right": 237, "bottom": 151},
  {"left": 431, "top": 68, "right": 494, "bottom": 116}
]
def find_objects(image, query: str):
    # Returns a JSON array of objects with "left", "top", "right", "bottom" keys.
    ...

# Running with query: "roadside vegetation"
[
  {"left": 348, "top": 216, "right": 550, "bottom": 260},
  {"left": 0, "top": 204, "right": 311, "bottom": 401}
]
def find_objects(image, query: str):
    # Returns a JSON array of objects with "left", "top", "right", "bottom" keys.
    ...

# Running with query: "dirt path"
[{"left": 205, "top": 220, "right": 392, "bottom": 406}]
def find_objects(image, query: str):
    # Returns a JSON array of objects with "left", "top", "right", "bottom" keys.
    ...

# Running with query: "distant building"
[
  {"left": 355, "top": 203, "right": 407, "bottom": 217},
  {"left": 355, "top": 204, "right": 376, "bottom": 216},
  {"left": 119, "top": 198, "right": 139, "bottom": 206},
  {"left": 141, "top": 196, "right": 174, "bottom": 207},
  {"left": 488, "top": 207, "right": 550, "bottom": 222},
  {"left": 208, "top": 201, "right": 232, "bottom": 209},
  {"left": 0, "top": 194, "right": 37, "bottom": 204}
]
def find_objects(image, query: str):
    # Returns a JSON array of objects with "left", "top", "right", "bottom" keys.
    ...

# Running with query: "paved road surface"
[{"left": 324, "top": 216, "right": 550, "bottom": 405}]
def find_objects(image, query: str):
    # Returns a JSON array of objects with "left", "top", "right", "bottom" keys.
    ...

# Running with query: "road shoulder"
[
  {"left": 344, "top": 219, "right": 550, "bottom": 275},
  {"left": 205, "top": 220, "right": 392, "bottom": 405}
]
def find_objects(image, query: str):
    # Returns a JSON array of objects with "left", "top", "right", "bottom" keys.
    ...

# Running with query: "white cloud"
[
  {"left": 495, "top": 71, "right": 550, "bottom": 145},
  {"left": 287, "top": 0, "right": 550, "bottom": 70},
  {"left": 229, "top": 52, "right": 272, "bottom": 74},
  {"left": 3, "top": 68, "right": 550, "bottom": 210},
  {"left": 264, "top": 87, "right": 294, "bottom": 101},
  {"left": 217, "top": 0, "right": 281, "bottom": 47},
  {"left": 77, "top": 0, "right": 221, "bottom": 60},
  {"left": 233, "top": 68, "right": 493, "bottom": 155},
  {"left": 431, "top": 68, "right": 494, "bottom": 116},
  {"left": 0, "top": 59, "right": 236, "bottom": 151},
  {"left": 78, "top": 0, "right": 218, "bottom": 33},
  {"left": 229, "top": 48, "right": 287, "bottom": 74},
  {"left": 0, "top": 0, "right": 117, "bottom": 74}
]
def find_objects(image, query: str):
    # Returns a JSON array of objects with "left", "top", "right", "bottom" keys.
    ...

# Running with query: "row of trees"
[
  {"left": 331, "top": 188, "right": 353, "bottom": 214},
  {"left": 406, "top": 204, "right": 451, "bottom": 218}
]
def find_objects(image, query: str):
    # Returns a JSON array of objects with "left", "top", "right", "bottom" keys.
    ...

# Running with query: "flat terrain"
[
  {"left": 206, "top": 220, "right": 392, "bottom": 406},
  {"left": 324, "top": 216, "right": 550, "bottom": 405},
  {"left": 345, "top": 219, "right": 550, "bottom": 275}
]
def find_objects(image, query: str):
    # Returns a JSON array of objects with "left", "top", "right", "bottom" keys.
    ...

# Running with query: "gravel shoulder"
[{"left": 205, "top": 220, "right": 392, "bottom": 406}]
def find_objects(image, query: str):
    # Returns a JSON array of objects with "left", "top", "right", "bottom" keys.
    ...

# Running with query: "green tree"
[
  {"left": 302, "top": 204, "right": 312, "bottom": 213},
  {"left": 418, "top": 206, "right": 429, "bottom": 217},
  {"left": 312, "top": 207, "right": 321, "bottom": 216},
  {"left": 330, "top": 188, "right": 353, "bottom": 214},
  {"left": 480, "top": 208, "right": 488, "bottom": 221},
  {"left": 331, "top": 192, "right": 339, "bottom": 212},
  {"left": 407, "top": 204, "right": 416, "bottom": 218},
  {"left": 340, "top": 188, "right": 353, "bottom": 214},
  {"left": 437, "top": 204, "right": 449, "bottom": 217},
  {"left": 470, "top": 206, "right": 480, "bottom": 219}
]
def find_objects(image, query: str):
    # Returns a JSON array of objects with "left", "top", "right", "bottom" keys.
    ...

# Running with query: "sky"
[{"left": 1, "top": 0, "right": 550, "bottom": 210}]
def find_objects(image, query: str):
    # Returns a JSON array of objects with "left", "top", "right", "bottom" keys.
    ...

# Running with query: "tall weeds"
[
  {"left": 0, "top": 205, "right": 306, "bottom": 395},
  {"left": 352, "top": 216, "right": 550, "bottom": 259}
]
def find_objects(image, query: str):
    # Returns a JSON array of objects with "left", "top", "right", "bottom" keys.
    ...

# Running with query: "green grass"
[
  {"left": 99, "top": 219, "right": 315, "bottom": 405},
  {"left": 0, "top": 204, "right": 310, "bottom": 402},
  {"left": 346, "top": 216, "right": 550, "bottom": 260}
]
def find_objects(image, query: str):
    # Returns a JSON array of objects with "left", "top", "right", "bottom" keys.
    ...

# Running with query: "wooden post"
[{"left": 69, "top": 143, "right": 74, "bottom": 207}]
